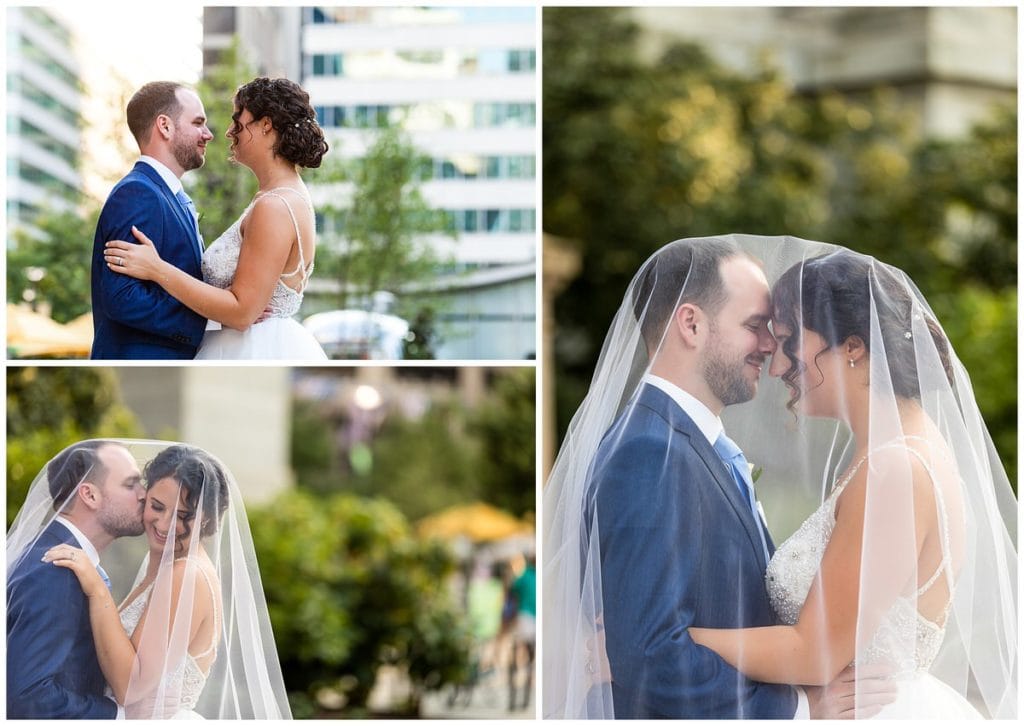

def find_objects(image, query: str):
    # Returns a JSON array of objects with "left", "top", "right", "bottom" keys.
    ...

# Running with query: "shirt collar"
[
  {"left": 55, "top": 516, "right": 101, "bottom": 567},
  {"left": 643, "top": 373, "right": 723, "bottom": 445},
  {"left": 138, "top": 155, "right": 183, "bottom": 195}
]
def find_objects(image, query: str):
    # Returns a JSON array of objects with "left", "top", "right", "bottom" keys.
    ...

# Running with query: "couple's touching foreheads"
[
  {"left": 7, "top": 440, "right": 290, "bottom": 719},
  {"left": 544, "top": 235, "right": 1017, "bottom": 720}
]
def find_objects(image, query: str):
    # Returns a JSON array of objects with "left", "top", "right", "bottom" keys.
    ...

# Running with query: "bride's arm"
[
  {"left": 690, "top": 456, "right": 931, "bottom": 686},
  {"left": 103, "top": 197, "right": 295, "bottom": 331},
  {"left": 43, "top": 545, "right": 138, "bottom": 703},
  {"left": 45, "top": 551, "right": 211, "bottom": 705}
]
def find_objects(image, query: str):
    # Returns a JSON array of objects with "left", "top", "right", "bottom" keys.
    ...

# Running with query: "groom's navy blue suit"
[
  {"left": 7, "top": 521, "right": 117, "bottom": 719},
  {"left": 585, "top": 384, "right": 797, "bottom": 718},
  {"left": 90, "top": 161, "right": 206, "bottom": 359}
]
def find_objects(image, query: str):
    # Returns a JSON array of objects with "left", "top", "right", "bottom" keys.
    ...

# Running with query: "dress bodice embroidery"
[
  {"left": 765, "top": 437, "right": 954, "bottom": 674},
  {"left": 201, "top": 187, "right": 315, "bottom": 320},
  {"left": 116, "top": 559, "right": 219, "bottom": 711}
]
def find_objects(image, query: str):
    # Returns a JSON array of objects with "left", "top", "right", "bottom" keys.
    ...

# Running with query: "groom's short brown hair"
[
  {"left": 632, "top": 238, "right": 744, "bottom": 350},
  {"left": 47, "top": 441, "right": 113, "bottom": 512},
  {"left": 127, "top": 81, "right": 186, "bottom": 145}
]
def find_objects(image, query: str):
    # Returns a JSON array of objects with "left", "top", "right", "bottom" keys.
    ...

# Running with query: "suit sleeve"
[
  {"left": 94, "top": 181, "right": 206, "bottom": 344},
  {"left": 594, "top": 433, "right": 797, "bottom": 718},
  {"left": 7, "top": 566, "right": 118, "bottom": 719}
]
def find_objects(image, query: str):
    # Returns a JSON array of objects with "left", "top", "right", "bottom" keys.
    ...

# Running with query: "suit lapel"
[
  {"left": 638, "top": 385, "right": 770, "bottom": 572},
  {"left": 133, "top": 162, "right": 202, "bottom": 267}
]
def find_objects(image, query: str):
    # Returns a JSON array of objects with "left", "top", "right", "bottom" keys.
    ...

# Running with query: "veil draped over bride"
[
  {"left": 542, "top": 235, "right": 1016, "bottom": 718},
  {"left": 7, "top": 439, "right": 291, "bottom": 719}
]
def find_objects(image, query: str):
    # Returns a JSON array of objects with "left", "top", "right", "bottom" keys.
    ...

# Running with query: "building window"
[
  {"left": 474, "top": 103, "right": 535, "bottom": 128},
  {"left": 446, "top": 208, "right": 536, "bottom": 233}
]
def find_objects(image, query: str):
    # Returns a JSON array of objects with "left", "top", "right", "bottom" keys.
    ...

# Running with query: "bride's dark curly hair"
[
  {"left": 144, "top": 445, "right": 230, "bottom": 545},
  {"left": 232, "top": 77, "right": 329, "bottom": 168},
  {"left": 771, "top": 250, "right": 954, "bottom": 412}
]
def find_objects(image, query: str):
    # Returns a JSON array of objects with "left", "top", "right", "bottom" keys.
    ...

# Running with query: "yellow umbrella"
[
  {"left": 417, "top": 502, "right": 533, "bottom": 542},
  {"left": 7, "top": 304, "right": 92, "bottom": 358}
]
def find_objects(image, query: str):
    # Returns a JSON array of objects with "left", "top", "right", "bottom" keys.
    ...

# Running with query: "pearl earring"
[{"left": 848, "top": 359, "right": 856, "bottom": 368}]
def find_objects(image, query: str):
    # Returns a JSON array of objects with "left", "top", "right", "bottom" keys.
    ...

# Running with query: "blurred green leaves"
[
  {"left": 249, "top": 489, "right": 471, "bottom": 716},
  {"left": 544, "top": 7, "right": 1016, "bottom": 487}
]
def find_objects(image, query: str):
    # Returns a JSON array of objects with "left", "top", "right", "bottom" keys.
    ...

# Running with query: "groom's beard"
[
  {"left": 702, "top": 332, "right": 756, "bottom": 406},
  {"left": 172, "top": 134, "right": 205, "bottom": 172},
  {"left": 99, "top": 505, "right": 145, "bottom": 538}
]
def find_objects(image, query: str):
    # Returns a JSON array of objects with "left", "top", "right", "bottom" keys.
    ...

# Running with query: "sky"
[{"left": 52, "top": 3, "right": 204, "bottom": 198}]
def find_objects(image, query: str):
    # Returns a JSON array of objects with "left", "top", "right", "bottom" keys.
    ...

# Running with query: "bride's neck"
[
  {"left": 850, "top": 394, "right": 924, "bottom": 450},
  {"left": 253, "top": 158, "right": 301, "bottom": 192}
]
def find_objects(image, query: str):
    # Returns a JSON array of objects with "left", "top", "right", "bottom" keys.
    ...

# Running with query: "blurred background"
[
  {"left": 6, "top": 365, "right": 536, "bottom": 718},
  {"left": 542, "top": 7, "right": 1017, "bottom": 504},
  {"left": 6, "top": 5, "right": 536, "bottom": 360}
]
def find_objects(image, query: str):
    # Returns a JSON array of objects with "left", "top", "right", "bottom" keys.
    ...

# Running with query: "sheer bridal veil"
[
  {"left": 542, "top": 235, "right": 1016, "bottom": 718},
  {"left": 7, "top": 439, "right": 291, "bottom": 719}
]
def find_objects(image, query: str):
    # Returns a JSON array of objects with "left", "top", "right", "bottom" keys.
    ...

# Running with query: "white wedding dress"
[
  {"left": 115, "top": 559, "right": 219, "bottom": 719},
  {"left": 195, "top": 188, "right": 327, "bottom": 360},
  {"left": 766, "top": 438, "right": 982, "bottom": 719}
]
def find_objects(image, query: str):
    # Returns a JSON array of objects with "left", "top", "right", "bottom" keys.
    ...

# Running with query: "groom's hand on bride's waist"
[{"left": 806, "top": 663, "right": 898, "bottom": 719}]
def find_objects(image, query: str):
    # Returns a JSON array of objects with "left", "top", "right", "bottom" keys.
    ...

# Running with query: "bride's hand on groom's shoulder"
[
  {"left": 105, "top": 227, "right": 163, "bottom": 281},
  {"left": 805, "top": 663, "right": 898, "bottom": 719},
  {"left": 42, "top": 544, "right": 107, "bottom": 599}
]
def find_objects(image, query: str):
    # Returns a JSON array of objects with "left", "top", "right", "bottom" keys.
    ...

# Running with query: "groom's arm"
[
  {"left": 594, "top": 433, "right": 798, "bottom": 718},
  {"left": 94, "top": 182, "right": 206, "bottom": 346},
  {"left": 7, "top": 566, "right": 118, "bottom": 719}
]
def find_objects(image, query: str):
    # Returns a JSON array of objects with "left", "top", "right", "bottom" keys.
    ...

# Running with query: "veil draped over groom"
[
  {"left": 7, "top": 439, "right": 291, "bottom": 719},
  {"left": 542, "top": 235, "right": 1017, "bottom": 719}
]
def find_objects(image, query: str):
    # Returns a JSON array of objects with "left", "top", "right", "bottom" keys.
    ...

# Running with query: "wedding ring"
[
  {"left": 118, "top": 257, "right": 125, "bottom": 267},
  {"left": 70, "top": 551, "right": 76, "bottom": 561},
  {"left": 585, "top": 656, "right": 595, "bottom": 674}
]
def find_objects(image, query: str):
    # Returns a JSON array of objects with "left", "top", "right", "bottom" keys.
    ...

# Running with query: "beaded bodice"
[
  {"left": 201, "top": 188, "right": 315, "bottom": 319},
  {"left": 116, "top": 561, "right": 219, "bottom": 711},
  {"left": 765, "top": 438, "right": 953, "bottom": 674}
]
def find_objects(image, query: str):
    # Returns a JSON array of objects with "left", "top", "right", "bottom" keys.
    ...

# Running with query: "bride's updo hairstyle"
[
  {"left": 772, "top": 249, "right": 954, "bottom": 410},
  {"left": 144, "top": 445, "right": 230, "bottom": 541},
  {"left": 233, "top": 77, "right": 329, "bottom": 168}
]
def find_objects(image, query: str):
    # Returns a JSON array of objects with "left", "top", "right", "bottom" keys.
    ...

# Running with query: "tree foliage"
[
  {"left": 249, "top": 490, "right": 471, "bottom": 716},
  {"left": 192, "top": 38, "right": 259, "bottom": 241},
  {"left": 7, "top": 204, "right": 100, "bottom": 323},
  {"left": 6, "top": 367, "right": 143, "bottom": 527},
  {"left": 544, "top": 7, "right": 1016, "bottom": 485},
  {"left": 313, "top": 125, "right": 453, "bottom": 309}
]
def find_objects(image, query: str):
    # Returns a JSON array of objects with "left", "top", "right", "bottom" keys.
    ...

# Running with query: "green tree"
[
  {"left": 471, "top": 368, "right": 537, "bottom": 518},
  {"left": 7, "top": 367, "right": 143, "bottom": 527},
  {"left": 250, "top": 490, "right": 471, "bottom": 716},
  {"left": 7, "top": 203, "right": 100, "bottom": 323},
  {"left": 192, "top": 38, "right": 259, "bottom": 241},
  {"left": 315, "top": 125, "right": 453, "bottom": 309},
  {"left": 544, "top": 7, "right": 1016, "bottom": 484}
]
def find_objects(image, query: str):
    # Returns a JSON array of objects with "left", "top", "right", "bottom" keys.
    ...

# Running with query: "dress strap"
[{"left": 254, "top": 188, "right": 315, "bottom": 292}]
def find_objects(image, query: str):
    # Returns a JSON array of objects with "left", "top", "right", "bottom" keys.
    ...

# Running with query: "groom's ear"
[
  {"left": 76, "top": 481, "right": 102, "bottom": 511},
  {"left": 674, "top": 303, "right": 703, "bottom": 348}
]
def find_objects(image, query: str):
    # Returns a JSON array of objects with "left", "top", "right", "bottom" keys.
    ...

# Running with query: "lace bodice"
[
  {"left": 116, "top": 561, "right": 219, "bottom": 712},
  {"left": 765, "top": 438, "right": 953, "bottom": 674},
  {"left": 201, "top": 187, "right": 315, "bottom": 319}
]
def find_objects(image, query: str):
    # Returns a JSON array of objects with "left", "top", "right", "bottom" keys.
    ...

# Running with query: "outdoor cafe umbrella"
[
  {"left": 7, "top": 304, "right": 91, "bottom": 358},
  {"left": 417, "top": 502, "right": 533, "bottom": 543}
]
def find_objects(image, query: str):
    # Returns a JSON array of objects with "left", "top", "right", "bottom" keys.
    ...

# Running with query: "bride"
[
  {"left": 687, "top": 243, "right": 1016, "bottom": 718},
  {"left": 8, "top": 440, "right": 291, "bottom": 719},
  {"left": 104, "top": 77, "right": 328, "bottom": 361},
  {"left": 543, "top": 235, "right": 1016, "bottom": 719}
]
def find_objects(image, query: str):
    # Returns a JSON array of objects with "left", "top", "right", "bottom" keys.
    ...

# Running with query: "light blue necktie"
[
  {"left": 97, "top": 564, "right": 112, "bottom": 592},
  {"left": 713, "top": 432, "right": 770, "bottom": 562},
  {"left": 175, "top": 188, "right": 204, "bottom": 253}
]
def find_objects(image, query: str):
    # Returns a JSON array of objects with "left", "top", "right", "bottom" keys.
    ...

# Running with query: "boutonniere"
[{"left": 748, "top": 462, "right": 763, "bottom": 485}]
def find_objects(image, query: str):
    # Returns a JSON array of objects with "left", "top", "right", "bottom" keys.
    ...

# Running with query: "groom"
[
  {"left": 585, "top": 241, "right": 865, "bottom": 718},
  {"left": 90, "top": 81, "right": 213, "bottom": 359},
  {"left": 7, "top": 441, "right": 144, "bottom": 718}
]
